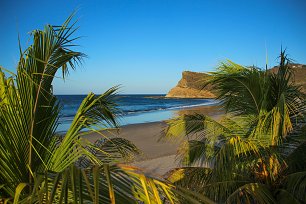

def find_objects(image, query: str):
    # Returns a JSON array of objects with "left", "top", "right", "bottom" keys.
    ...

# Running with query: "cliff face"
[
  {"left": 166, "top": 64, "right": 306, "bottom": 99},
  {"left": 165, "top": 71, "right": 215, "bottom": 98}
]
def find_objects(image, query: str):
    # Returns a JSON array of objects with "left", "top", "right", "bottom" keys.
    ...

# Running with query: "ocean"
[{"left": 57, "top": 94, "right": 217, "bottom": 132}]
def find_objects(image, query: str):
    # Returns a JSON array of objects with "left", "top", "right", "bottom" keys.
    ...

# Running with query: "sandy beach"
[
  {"left": 82, "top": 105, "right": 223, "bottom": 176},
  {"left": 82, "top": 120, "right": 181, "bottom": 176}
]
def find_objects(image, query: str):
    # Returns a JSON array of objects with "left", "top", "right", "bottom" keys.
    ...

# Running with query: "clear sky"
[{"left": 1, "top": 0, "right": 306, "bottom": 94}]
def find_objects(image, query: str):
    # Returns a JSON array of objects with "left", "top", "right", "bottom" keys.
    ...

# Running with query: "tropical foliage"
[
  {"left": 0, "top": 15, "right": 178, "bottom": 203},
  {"left": 164, "top": 51, "right": 306, "bottom": 203},
  {"left": 1, "top": 12, "right": 305, "bottom": 204}
]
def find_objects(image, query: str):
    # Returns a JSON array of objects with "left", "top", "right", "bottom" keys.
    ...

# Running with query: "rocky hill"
[
  {"left": 270, "top": 63, "right": 306, "bottom": 93},
  {"left": 165, "top": 71, "right": 215, "bottom": 98},
  {"left": 166, "top": 64, "right": 306, "bottom": 98}
]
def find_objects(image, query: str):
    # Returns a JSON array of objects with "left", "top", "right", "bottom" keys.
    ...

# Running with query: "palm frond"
[
  {"left": 208, "top": 63, "right": 265, "bottom": 115},
  {"left": 164, "top": 113, "right": 232, "bottom": 142},
  {"left": 47, "top": 87, "right": 120, "bottom": 172},
  {"left": 166, "top": 167, "right": 212, "bottom": 188},
  {"left": 214, "top": 136, "right": 261, "bottom": 177},
  {"left": 77, "top": 137, "right": 140, "bottom": 167},
  {"left": 177, "top": 139, "right": 217, "bottom": 166},
  {"left": 281, "top": 171, "right": 306, "bottom": 202},
  {"left": 284, "top": 141, "right": 306, "bottom": 174},
  {"left": 226, "top": 183, "right": 276, "bottom": 204},
  {"left": 274, "top": 189, "right": 301, "bottom": 204}
]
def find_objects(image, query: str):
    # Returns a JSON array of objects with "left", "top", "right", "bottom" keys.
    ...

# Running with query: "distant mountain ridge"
[{"left": 166, "top": 64, "right": 306, "bottom": 98}]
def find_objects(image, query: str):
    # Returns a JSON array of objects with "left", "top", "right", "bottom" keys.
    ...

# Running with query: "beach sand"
[{"left": 82, "top": 105, "right": 223, "bottom": 176}]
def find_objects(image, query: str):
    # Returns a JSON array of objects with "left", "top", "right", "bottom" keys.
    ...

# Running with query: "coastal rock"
[
  {"left": 166, "top": 64, "right": 306, "bottom": 99},
  {"left": 165, "top": 71, "right": 215, "bottom": 98}
]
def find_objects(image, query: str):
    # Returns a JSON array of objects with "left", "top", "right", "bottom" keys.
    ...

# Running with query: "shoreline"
[
  {"left": 82, "top": 104, "right": 224, "bottom": 176},
  {"left": 57, "top": 98, "right": 219, "bottom": 132}
]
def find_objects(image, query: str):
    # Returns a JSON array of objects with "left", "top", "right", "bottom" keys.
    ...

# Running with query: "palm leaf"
[
  {"left": 0, "top": 14, "right": 182, "bottom": 203},
  {"left": 282, "top": 171, "right": 306, "bottom": 202},
  {"left": 226, "top": 183, "right": 276, "bottom": 204}
]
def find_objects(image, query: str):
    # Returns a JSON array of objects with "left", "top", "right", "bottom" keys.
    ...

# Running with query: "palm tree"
[
  {"left": 163, "top": 51, "right": 306, "bottom": 203},
  {"left": 0, "top": 14, "right": 178, "bottom": 203}
]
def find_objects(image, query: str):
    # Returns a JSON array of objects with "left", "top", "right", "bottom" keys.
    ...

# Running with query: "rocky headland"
[
  {"left": 165, "top": 71, "right": 215, "bottom": 98},
  {"left": 166, "top": 64, "right": 306, "bottom": 98}
]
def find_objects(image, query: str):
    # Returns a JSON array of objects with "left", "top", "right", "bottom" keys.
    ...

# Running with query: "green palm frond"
[
  {"left": 164, "top": 113, "right": 232, "bottom": 141},
  {"left": 208, "top": 63, "right": 265, "bottom": 115},
  {"left": 162, "top": 49, "right": 305, "bottom": 203},
  {"left": 0, "top": 13, "right": 86, "bottom": 196},
  {"left": 166, "top": 167, "right": 212, "bottom": 188},
  {"left": 177, "top": 139, "right": 218, "bottom": 166},
  {"left": 0, "top": 14, "right": 180, "bottom": 203},
  {"left": 94, "top": 137, "right": 140, "bottom": 163},
  {"left": 213, "top": 136, "right": 262, "bottom": 178},
  {"left": 67, "top": 86, "right": 120, "bottom": 134},
  {"left": 166, "top": 168, "right": 250, "bottom": 203},
  {"left": 226, "top": 183, "right": 276, "bottom": 204},
  {"left": 46, "top": 86, "right": 121, "bottom": 172},
  {"left": 116, "top": 164, "right": 178, "bottom": 204},
  {"left": 12, "top": 164, "right": 177, "bottom": 204},
  {"left": 207, "top": 50, "right": 305, "bottom": 143},
  {"left": 284, "top": 141, "right": 306, "bottom": 174},
  {"left": 274, "top": 189, "right": 301, "bottom": 204},
  {"left": 282, "top": 171, "right": 306, "bottom": 202},
  {"left": 77, "top": 137, "right": 140, "bottom": 167},
  {"left": 215, "top": 60, "right": 246, "bottom": 74},
  {"left": 173, "top": 186, "right": 216, "bottom": 204}
]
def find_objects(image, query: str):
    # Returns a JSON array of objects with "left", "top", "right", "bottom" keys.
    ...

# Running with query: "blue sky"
[{"left": 1, "top": 0, "right": 306, "bottom": 94}]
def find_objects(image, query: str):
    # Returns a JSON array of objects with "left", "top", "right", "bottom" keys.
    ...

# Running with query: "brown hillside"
[
  {"left": 166, "top": 64, "right": 306, "bottom": 98},
  {"left": 270, "top": 64, "right": 306, "bottom": 93},
  {"left": 165, "top": 71, "right": 215, "bottom": 98}
]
